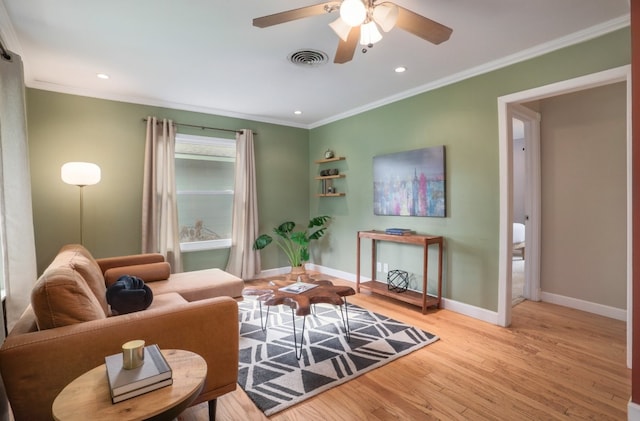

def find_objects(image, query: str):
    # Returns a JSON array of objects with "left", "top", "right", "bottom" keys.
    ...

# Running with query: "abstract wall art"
[{"left": 373, "top": 145, "right": 446, "bottom": 217}]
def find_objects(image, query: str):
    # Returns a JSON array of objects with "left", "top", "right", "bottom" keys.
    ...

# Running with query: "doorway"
[{"left": 497, "top": 66, "right": 632, "bottom": 368}]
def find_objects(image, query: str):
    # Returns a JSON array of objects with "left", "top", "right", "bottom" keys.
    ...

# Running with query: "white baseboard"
[
  {"left": 440, "top": 298, "right": 499, "bottom": 324},
  {"left": 540, "top": 291, "right": 626, "bottom": 321},
  {"left": 310, "top": 265, "right": 498, "bottom": 324},
  {"left": 629, "top": 400, "right": 640, "bottom": 420},
  {"left": 252, "top": 266, "right": 626, "bottom": 325}
]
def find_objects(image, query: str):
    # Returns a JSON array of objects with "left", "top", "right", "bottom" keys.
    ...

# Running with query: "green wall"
[
  {"left": 308, "top": 28, "right": 631, "bottom": 311},
  {"left": 26, "top": 91, "right": 309, "bottom": 274},
  {"left": 26, "top": 27, "right": 630, "bottom": 312}
]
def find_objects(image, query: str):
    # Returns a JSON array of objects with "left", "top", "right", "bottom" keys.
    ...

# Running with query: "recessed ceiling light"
[
  {"left": 96, "top": 73, "right": 110, "bottom": 80},
  {"left": 294, "top": 110, "right": 303, "bottom": 115},
  {"left": 394, "top": 66, "right": 407, "bottom": 73}
]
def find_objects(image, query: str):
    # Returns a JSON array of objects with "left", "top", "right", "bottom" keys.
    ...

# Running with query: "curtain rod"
[
  {"left": 0, "top": 38, "right": 12, "bottom": 61},
  {"left": 142, "top": 118, "right": 256, "bottom": 135}
]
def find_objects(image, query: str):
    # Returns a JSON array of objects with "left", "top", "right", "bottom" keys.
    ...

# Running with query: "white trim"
[
  {"left": 497, "top": 65, "right": 632, "bottom": 364},
  {"left": 440, "top": 298, "right": 499, "bottom": 325},
  {"left": 310, "top": 16, "right": 630, "bottom": 129},
  {"left": 307, "top": 264, "right": 369, "bottom": 283},
  {"left": 180, "top": 238, "right": 231, "bottom": 252},
  {"left": 265, "top": 264, "right": 497, "bottom": 324},
  {"left": 0, "top": 2, "right": 23, "bottom": 56},
  {"left": 540, "top": 292, "right": 626, "bottom": 322},
  {"left": 629, "top": 400, "right": 640, "bottom": 421},
  {"left": 1, "top": 9, "right": 627, "bottom": 130}
]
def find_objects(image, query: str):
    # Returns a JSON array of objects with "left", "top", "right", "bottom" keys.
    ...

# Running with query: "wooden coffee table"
[
  {"left": 244, "top": 279, "right": 355, "bottom": 359},
  {"left": 52, "top": 349, "right": 206, "bottom": 421}
]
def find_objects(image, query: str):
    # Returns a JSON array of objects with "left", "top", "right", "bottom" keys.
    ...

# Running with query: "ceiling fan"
[{"left": 253, "top": 0, "right": 453, "bottom": 64}]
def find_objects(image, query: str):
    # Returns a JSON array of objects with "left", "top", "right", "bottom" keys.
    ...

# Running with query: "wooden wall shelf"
[
  {"left": 316, "top": 156, "right": 346, "bottom": 196},
  {"left": 315, "top": 174, "right": 346, "bottom": 180},
  {"left": 316, "top": 193, "right": 346, "bottom": 197},
  {"left": 314, "top": 156, "right": 345, "bottom": 164}
]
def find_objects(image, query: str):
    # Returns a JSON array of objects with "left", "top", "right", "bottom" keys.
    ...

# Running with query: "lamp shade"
[
  {"left": 329, "top": 17, "right": 352, "bottom": 42},
  {"left": 373, "top": 2, "right": 399, "bottom": 32},
  {"left": 61, "top": 162, "right": 101, "bottom": 186},
  {"left": 360, "top": 21, "right": 382, "bottom": 46},
  {"left": 340, "top": 0, "right": 366, "bottom": 27}
]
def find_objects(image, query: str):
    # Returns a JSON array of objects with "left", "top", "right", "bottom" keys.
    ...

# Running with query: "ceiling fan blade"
[
  {"left": 395, "top": 6, "right": 453, "bottom": 45},
  {"left": 334, "top": 25, "right": 360, "bottom": 64},
  {"left": 253, "top": 2, "right": 338, "bottom": 28}
]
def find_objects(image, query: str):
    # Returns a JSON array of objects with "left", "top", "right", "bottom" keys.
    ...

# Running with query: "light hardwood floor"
[{"left": 180, "top": 277, "right": 630, "bottom": 420}]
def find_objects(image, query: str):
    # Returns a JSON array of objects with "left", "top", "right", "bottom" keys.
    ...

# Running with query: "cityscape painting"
[{"left": 373, "top": 146, "right": 446, "bottom": 217}]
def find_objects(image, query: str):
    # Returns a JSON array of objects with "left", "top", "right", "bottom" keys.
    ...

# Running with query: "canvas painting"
[{"left": 373, "top": 146, "right": 445, "bottom": 217}]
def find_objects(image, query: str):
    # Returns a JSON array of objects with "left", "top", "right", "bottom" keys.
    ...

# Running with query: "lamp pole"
[{"left": 79, "top": 185, "right": 85, "bottom": 245}]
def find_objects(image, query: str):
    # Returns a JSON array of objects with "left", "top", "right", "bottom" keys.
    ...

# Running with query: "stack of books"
[
  {"left": 385, "top": 228, "right": 414, "bottom": 236},
  {"left": 105, "top": 344, "right": 173, "bottom": 403},
  {"left": 279, "top": 282, "right": 319, "bottom": 294}
]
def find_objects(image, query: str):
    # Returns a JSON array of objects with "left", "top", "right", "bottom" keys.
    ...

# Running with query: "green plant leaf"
[
  {"left": 308, "top": 215, "right": 330, "bottom": 228},
  {"left": 290, "top": 231, "right": 309, "bottom": 246},
  {"left": 253, "top": 234, "right": 273, "bottom": 250},
  {"left": 308, "top": 227, "right": 326, "bottom": 240},
  {"left": 275, "top": 221, "right": 295, "bottom": 237}
]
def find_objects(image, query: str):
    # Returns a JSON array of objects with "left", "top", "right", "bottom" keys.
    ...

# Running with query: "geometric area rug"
[{"left": 238, "top": 297, "right": 439, "bottom": 416}]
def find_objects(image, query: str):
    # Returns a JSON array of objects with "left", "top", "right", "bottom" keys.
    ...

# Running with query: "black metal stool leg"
[
  {"left": 291, "top": 308, "right": 307, "bottom": 360},
  {"left": 258, "top": 301, "right": 270, "bottom": 332},
  {"left": 338, "top": 298, "right": 351, "bottom": 342}
]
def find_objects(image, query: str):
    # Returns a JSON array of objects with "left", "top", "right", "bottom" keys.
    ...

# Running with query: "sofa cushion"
[
  {"left": 103, "top": 262, "right": 171, "bottom": 287},
  {"left": 31, "top": 265, "right": 107, "bottom": 330},
  {"left": 62, "top": 245, "right": 110, "bottom": 315},
  {"left": 147, "top": 268, "right": 244, "bottom": 301}
]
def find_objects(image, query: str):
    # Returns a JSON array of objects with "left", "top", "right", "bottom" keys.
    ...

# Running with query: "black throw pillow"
[{"left": 106, "top": 275, "right": 153, "bottom": 315}]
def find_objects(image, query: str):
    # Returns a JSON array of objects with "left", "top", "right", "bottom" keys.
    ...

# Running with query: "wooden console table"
[{"left": 356, "top": 230, "right": 443, "bottom": 314}]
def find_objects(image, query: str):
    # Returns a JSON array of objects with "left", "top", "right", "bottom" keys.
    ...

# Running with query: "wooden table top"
[
  {"left": 52, "top": 349, "right": 207, "bottom": 421},
  {"left": 243, "top": 279, "right": 355, "bottom": 316}
]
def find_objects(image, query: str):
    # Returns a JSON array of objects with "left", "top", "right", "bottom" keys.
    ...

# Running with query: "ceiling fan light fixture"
[
  {"left": 340, "top": 0, "right": 366, "bottom": 27},
  {"left": 372, "top": 3, "right": 399, "bottom": 32},
  {"left": 359, "top": 21, "right": 382, "bottom": 46},
  {"left": 329, "top": 17, "right": 351, "bottom": 42}
]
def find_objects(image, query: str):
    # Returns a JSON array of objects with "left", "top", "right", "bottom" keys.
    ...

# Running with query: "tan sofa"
[{"left": 0, "top": 244, "right": 244, "bottom": 420}]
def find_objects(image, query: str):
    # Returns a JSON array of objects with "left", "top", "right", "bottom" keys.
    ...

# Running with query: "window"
[{"left": 175, "top": 133, "right": 235, "bottom": 252}]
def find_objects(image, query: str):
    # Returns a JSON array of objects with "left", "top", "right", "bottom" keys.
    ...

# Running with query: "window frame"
[{"left": 174, "top": 133, "right": 235, "bottom": 253}]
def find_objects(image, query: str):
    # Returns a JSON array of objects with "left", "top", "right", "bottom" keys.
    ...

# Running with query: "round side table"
[{"left": 52, "top": 349, "right": 206, "bottom": 421}]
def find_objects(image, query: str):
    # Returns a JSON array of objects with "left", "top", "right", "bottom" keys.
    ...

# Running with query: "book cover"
[
  {"left": 111, "top": 378, "right": 173, "bottom": 403},
  {"left": 279, "top": 282, "right": 319, "bottom": 294},
  {"left": 105, "top": 344, "right": 172, "bottom": 397},
  {"left": 385, "top": 228, "right": 414, "bottom": 235}
]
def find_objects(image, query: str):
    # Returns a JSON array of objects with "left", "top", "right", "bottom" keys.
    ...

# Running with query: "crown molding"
[{"left": 310, "top": 15, "right": 630, "bottom": 129}]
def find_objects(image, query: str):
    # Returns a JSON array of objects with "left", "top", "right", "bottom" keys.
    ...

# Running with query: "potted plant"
[{"left": 253, "top": 216, "right": 331, "bottom": 280}]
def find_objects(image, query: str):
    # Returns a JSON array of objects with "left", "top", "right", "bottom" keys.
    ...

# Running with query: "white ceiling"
[{"left": 0, "top": 0, "right": 630, "bottom": 128}]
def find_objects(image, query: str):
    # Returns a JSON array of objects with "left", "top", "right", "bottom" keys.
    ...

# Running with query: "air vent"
[{"left": 288, "top": 49, "right": 328, "bottom": 67}]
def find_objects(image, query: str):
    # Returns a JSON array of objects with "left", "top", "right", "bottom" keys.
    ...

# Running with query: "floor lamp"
[{"left": 61, "top": 162, "right": 101, "bottom": 245}]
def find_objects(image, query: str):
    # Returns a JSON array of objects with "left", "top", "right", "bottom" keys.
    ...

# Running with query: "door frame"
[
  {"left": 510, "top": 105, "right": 541, "bottom": 302},
  {"left": 496, "top": 65, "right": 632, "bottom": 366}
]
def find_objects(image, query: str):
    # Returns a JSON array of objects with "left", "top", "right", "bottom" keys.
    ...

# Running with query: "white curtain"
[
  {"left": 0, "top": 50, "right": 37, "bottom": 335},
  {"left": 226, "top": 129, "right": 260, "bottom": 279},
  {"left": 142, "top": 117, "right": 182, "bottom": 273}
]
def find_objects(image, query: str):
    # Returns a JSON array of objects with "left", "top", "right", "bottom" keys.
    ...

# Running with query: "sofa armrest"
[
  {"left": 0, "top": 296, "right": 238, "bottom": 421},
  {"left": 103, "top": 262, "right": 171, "bottom": 287},
  {"left": 96, "top": 253, "right": 165, "bottom": 274}
]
